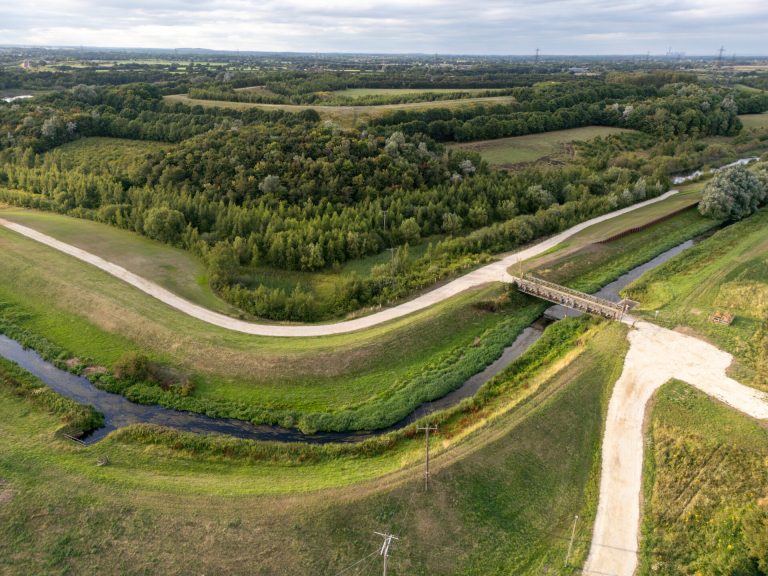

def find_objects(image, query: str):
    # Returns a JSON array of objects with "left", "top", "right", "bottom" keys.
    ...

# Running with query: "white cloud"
[{"left": 1, "top": 0, "right": 766, "bottom": 54}]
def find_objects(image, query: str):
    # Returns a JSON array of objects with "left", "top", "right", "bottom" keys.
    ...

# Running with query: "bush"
[
  {"left": 113, "top": 351, "right": 155, "bottom": 383},
  {"left": 699, "top": 165, "right": 767, "bottom": 220}
]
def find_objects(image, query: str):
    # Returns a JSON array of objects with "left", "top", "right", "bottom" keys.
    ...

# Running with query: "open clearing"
[
  {"left": 330, "top": 87, "right": 505, "bottom": 98},
  {"left": 47, "top": 136, "right": 171, "bottom": 175},
  {"left": 739, "top": 112, "right": 768, "bottom": 129},
  {"left": 163, "top": 93, "right": 516, "bottom": 127},
  {"left": 450, "top": 126, "right": 635, "bottom": 167}
]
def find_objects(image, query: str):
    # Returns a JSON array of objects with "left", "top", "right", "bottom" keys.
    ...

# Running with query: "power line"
[{"left": 333, "top": 550, "right": 379, "bottom": 576}]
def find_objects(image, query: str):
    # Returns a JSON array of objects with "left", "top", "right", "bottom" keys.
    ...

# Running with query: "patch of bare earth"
[{"left": 0, "top": 480, "right": 14, "bottom": 504}]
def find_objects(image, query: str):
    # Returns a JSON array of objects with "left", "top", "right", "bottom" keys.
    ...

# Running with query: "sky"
[{"left": 1, "top": 0, "right": 767, "bottom": 56}]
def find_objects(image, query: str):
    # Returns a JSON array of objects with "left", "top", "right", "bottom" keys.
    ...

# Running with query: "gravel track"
[{"left": 584, "top": 320, "right": 768, "bottom": 576}]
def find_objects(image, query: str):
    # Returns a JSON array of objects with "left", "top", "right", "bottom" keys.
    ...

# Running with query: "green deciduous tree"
[
  {"left": 143, "top": 207, "right": 186, "bottom": 244},
  {"left": 699, "top": 165, "right": 767, "bottom": 221}
]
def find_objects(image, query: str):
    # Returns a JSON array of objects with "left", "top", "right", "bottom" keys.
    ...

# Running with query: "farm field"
[
  {"left": 451, "top": 126, "right": 635, "bottom": 167},
  {"left": 163, "top": 93, "right": 517, "bottom": 127},
  {"left": 0, "top": 319, "right": 627, "bottom": 575},
  {"left": 641, "top": 380, "right": 768, "bottom": 574},
  {"left": 623, "top": 207, "right": 768, "bottom": 388}
]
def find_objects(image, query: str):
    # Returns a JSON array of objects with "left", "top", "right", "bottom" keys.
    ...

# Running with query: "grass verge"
[{"left": 640, "top": 380, "right": 768, "bottom": 574}]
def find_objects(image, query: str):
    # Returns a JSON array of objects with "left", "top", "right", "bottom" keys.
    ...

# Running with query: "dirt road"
[
  {"left": 584, "top": 320, "right": 768, "bottom": 576},
  {"left": 0, "top": 190, "right": 678, "bottom": 337}
]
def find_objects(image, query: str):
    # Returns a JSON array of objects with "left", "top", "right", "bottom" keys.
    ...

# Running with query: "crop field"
[
  {"left": 451, "top": 126, "right": 635, "bottom": 167},
  {"left": 740, "top": 112, "right": 768, "bottom": 129},
  {"left": 624, "top": 207, "right": 768, "bottom": 388},
  {"left": 641, "top": 380, "right": 768, "bottom": 574},
  {"left": 163, "top": 93, "right": 517, "bottom": 127},
  {"left": 0, "top": 320, "right": 628, "bottom": 575}
]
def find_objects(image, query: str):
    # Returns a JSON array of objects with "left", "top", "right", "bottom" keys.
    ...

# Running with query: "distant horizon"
[
  {"left": 2, "top": 1, "right": 766, "bottom": 57},
  {"left": 3, "top": 44, "right": 768, "bottom": 60}
]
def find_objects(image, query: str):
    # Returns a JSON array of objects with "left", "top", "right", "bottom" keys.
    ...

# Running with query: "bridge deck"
[{"left": 511, "top": 275, "right": 627, "bottom": 320}]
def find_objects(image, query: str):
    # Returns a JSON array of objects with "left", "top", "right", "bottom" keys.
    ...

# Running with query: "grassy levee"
[
  {"left": 0, "top": 207, "right": 238, "bottom": 316},
  {"left": 623, "top": 208, "right": 768, "bottom": 388},
  {"left": 0, "top": 218, "right": 550, "bottom": 431},
  {"left": 0, "top": 320, "right": 628, "bottom": 575},
  {"left": 0, "top": 204, "right": 447, "bottom": 319},
  {"left": 640, "top": 381, "right": 768, "bottom": 574},
  {"left": 450, "top": 126, "right": 635, "bottom": 167},
  {"left": 163, "top": 93, "right": 517, "bottom": 128},
  {"left": 523, "top": 177, "right": 719, "bottom": 294}
]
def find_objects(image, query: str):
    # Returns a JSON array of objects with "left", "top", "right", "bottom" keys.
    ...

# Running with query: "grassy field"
[
  {"left": 331, "top": 87, "right": 504, "bottom": 98},
  {"left": 0, "top": 320, "right": 628, "bottom": 574},
  {"left": 523, "top": 178, "right": 714, "bottom": 283},
  {"left": 47, "top": 137, "right": 171, "bottom": 176},
  {"left": 531, "top": 207, "right": 719, "bottom": 293},
  {"left": 163, "top": 93, "right": 517, "bottom": 128},
  {"left": 450, "top": 126, "right": 635, "bottom": 167},
  {"left": 0, "top": 206, "right": 236, "bottom": 316},
  {"left": 640, "top": 380, "right": 768, "bottom": 574},
  {"left": 740, "top": 113, "right": 768, "bottom": 130},
  {"left": 623, "top": 208, "right": 768, "bottom": 388}
]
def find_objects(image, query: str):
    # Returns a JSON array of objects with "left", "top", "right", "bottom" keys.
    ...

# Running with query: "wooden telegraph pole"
[{"left": 417, "top": 423, "right": 438, "bottom": 491}]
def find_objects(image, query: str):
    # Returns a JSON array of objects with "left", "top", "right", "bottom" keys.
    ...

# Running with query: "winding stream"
[{"left": 0, "top": 238, "right": 696, "bottom": 445}]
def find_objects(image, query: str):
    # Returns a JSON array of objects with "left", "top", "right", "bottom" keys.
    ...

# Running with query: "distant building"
[{"left": 568, "top": 67, "right": 590, "bottom": 74}]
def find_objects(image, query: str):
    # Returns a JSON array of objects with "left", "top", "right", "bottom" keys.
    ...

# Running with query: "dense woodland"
[{"left": 2, "top": 52, "right": 768, "bottom": 320}]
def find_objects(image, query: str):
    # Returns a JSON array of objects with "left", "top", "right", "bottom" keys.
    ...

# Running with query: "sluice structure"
[{"left": 512, "top": 275, "right": 630, "bottom": 320}]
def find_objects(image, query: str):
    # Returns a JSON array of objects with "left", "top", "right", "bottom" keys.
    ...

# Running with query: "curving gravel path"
[
  {"left": 0, "top": 190, "right": 679, "bottom": 337},
  {"left": 584, "top": 320, "right": 768, "bottom": 576}
]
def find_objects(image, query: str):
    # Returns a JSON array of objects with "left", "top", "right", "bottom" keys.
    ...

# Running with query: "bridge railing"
[{"left": 512, "top": 275, "right": 626, "bottom": 320}]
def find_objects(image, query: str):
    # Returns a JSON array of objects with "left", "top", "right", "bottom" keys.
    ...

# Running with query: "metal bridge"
[{"left": 511, "top": 275, "right": 631, "bottom": 320}]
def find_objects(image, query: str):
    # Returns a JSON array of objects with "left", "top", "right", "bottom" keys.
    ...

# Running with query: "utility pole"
[
  {"left": 374, "top": 532, "right": 399, "bottom": 576},
  {"left": 417, "top": 423, "right": 438, "bottom": 490},
  {"left": 564, "top": 514, "right": 579, "bottom": 567}
]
